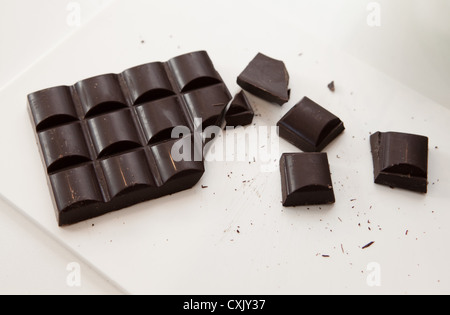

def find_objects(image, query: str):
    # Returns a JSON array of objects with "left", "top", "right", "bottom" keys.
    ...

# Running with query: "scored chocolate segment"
[
  {"left": 28, "top": 86, "right": 79, "bottom": 132},
  {"left": 75, "top": 74, "right": 128, "bottom": 118},
  {"left": 136, "top": 96, "right": 192, "bottom": 145},
  {"left": 183, "top": 84, "right": 231, "bottom": 130},
  {"left": 100, "top": 149, "right": 156, "bottom": 199},
  {"left": 370, "top": 131, "right": 429, "bottom": 193},
  {"left": 277, "top": 97, "right": 345, "bottom": 152},
  {"left": 237, "top": 53, "right": 290, "bottom": 106},
  {"left": 38, "top": 122, "right": 91, "bottom": 174},
  {"left": 122, "top": 62, "right": 175, "bottom": 105},
  {"left": 49, "top": 163, "right": 104, "bottom": 224},
  {"left": 87, "top": 109, "right": 142, "bottom": 159},
  {"left": 168, "top": 51, "right": 223, "bottom": 93},
  {"left": 280, "top": 153, "right": 335, "bottom": 207},
  {"left": 225, "top": 91, "right": 254, "bottom": 128},
  {"left": 28, "top": 51, "right": 231, "bottom": 226}
]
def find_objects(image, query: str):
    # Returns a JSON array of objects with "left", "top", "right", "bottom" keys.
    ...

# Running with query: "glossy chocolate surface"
[
  {"left": 280, "top": 153, "right": 335, "bottom": 207},
  {"left": 370, "top": 131, "right": 429, "bottom": 193},
  {"left": 237, "top": 53, "right": 290, "bottom": 105},
  {"left": 28, "top": 51, "right": 231, "bottom": 226},
  {"left": 277, "top": 97, "right": 345, "bottom": 152},
  {"left": 225, "top": 91, "right": 254, "bottom": 127}
]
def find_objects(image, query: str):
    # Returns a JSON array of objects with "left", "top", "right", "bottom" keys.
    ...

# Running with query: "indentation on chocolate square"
[
  {"left": 150, "top": 137, "right": 204, "bottom": 185},
  {"left": 87, "top": 109, "right": 142, "bottom": 158},
  {"left": 122, "top": 62, "right": 176, "bottom": 105},
  {"left": 183, "top": 84, "right": 230, "bottom": 130},
  {"left": 136, "top": 96, "right": 191, "bottom": 145},
  {"left": 28, "top": 86, "right": 79, "bottom": 132},
  {"left": 38, "top": 122, "right": 91, "bottom": 173},
  {"left": 75, "top": 74, "right": 128, "bottom": 118},
  {"left": 168, "top": 51, "right": 222, "bottom": 93},
  {"left": 100, "top": 149, "right": 156, "bottom": 198},
  {"left": 49, "top": 163, "right": 104, "bottom": 213}
]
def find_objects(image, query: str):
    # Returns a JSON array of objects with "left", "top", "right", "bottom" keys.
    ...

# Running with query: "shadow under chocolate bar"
[{"left": 28, "top": 51, "right": 232, "bottom": 226}]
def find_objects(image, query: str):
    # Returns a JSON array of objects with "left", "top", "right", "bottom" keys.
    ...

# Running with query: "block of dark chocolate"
[
  {"left": 277, "top": 97, "right": 345, "bottom": 152},
  {"left": 280, "top": 153, "right": 335, "bottom": 207},
  {"left": 237, "top": 53, "right": 290, "bottom": 105},
  {"left": 28, "top": 51, "right": 231, "bottom": 226},
  {"left": 225, "top": 91, "right": 254, "bottom": 127},
  {"left": 370, "top": 131, "right": 429, "bottom": 193}
]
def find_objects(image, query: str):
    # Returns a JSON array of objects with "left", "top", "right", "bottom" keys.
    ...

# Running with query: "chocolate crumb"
[
  {"left": 328, "top": 81, "right": 335, "bottom": 92},
  {"left": 201, "top": 185, "right": 208, "bottom": 189}
]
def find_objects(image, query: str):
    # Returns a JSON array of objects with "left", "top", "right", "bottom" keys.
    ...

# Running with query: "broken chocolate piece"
[
  {"left": 280, "top": 153, "right": 335, "bottom": 207},
  {"left": 370, "top": 131, "right": 429, "bottom": 193},
  {"left": 237, "top": 53, "right": 290, "bottom": 105},
  {"left": 28, "top": 51, "right": 231, "bottom": 226},
  {"left": 277, "top": 97, "right": 345, "bottom": 152},
  {"left": 225, "top": 91, "right": 254, "bottom": 127}
]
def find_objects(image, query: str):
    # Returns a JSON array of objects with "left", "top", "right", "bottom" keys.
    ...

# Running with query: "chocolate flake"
[{"left": 362, "top": 241, "right": 375, "bottom": 249}]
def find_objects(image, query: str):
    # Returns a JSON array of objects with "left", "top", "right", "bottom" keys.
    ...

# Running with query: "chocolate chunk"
[
  {"left": 370, "top": 131, "right": 429, "bottom": 193},
  {"left": 237, "top": 53, "right": 290, "bottom": 105},
  {"left": 225, "top": 91, "right": 254, "bottom": 127},
  {"left": 28, "top": 51, "right": 231, "bottom": 226},
  {"left": 280, "top": 153, "right": 335, "bottom": 207},
  {"left": 277, "top": 97, "right": 345, "bottom": 152}
]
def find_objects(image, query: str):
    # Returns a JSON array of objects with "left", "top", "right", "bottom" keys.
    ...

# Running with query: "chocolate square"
[
  {"left": 280, "top": 153, "right": 335, "bottom": 207},
  {"left": 370, "top": 131, "right": 429, "bottom": 193},
  {"left": 277, "top": 97, "right": 345, "bottom": 152}
]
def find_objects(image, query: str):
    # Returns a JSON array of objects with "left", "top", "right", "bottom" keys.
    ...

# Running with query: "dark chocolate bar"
[
  {"left": 370, "top": 131, "right": 429, "bottom": 193},
  {"left": 237, "top": 53, "right": 290, "bottom": 105},
  {"left": 28, "top": 51, "right": 231, "bottom": 226},
  {"left": 280, "top": 153, "right": 335, "bottom": 206},
  {"left": 225, "top": 91, "right": 254, "bottom": 127},
  {"left": 277, "top": 97, "right": 345, "bottom": 152}
]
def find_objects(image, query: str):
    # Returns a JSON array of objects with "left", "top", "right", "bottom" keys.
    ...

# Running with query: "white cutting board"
[{"left": 1, "top": 0, "right": 449, "bottom": 294}]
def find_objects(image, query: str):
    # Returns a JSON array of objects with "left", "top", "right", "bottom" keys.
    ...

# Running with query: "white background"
[{"left": 0, "top": 0, "right": 449, "bottom": 295}]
